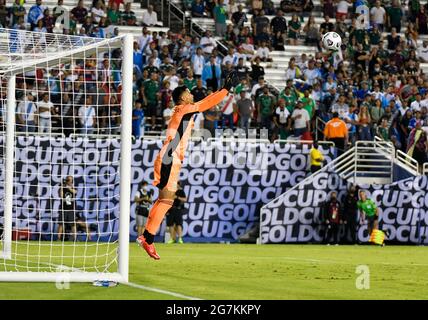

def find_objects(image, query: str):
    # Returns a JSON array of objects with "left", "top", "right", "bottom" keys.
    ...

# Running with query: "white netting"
[{"left": 0, "top": 28, "right": 127, "bottom": 275}]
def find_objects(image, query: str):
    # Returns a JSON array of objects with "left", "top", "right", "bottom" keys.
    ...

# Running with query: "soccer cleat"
[
  {"left": 136, "top": 235, "right": 160, "bottom": 260},
  {"left": 167, "top": 238, "right": 175, "bottom": 244},
  {"left": 177, "top": 237, "right": 184, "bottom": 244}
]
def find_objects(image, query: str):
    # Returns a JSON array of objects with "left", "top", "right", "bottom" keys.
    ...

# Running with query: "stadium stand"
[{"left": 1, "top": 0, "right": 428, "bottom": 170}]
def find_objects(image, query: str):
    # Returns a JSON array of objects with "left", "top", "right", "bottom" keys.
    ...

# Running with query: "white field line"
[{"left": 124, "top": 281, "right": 203, "bottom": 300}]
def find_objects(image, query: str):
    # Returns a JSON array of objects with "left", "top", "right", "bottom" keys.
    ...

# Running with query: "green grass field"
[{"left": 1, "top": 243, "right": 428, "bottom": 300}]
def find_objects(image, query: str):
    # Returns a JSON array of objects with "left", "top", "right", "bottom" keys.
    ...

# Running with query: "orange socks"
[{"left": 145, "top": 199, "right": 174, "bottom": 236}]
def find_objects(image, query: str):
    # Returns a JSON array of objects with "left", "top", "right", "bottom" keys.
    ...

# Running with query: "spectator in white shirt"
[
  {"left": 163, "top": 100, "right": 173, "bottom": 128},
  {"left": 78, "top": 95, "right": 97, "bottom": 134},
  {"left": 240, "top": 37, "right": 255, "bottom": 59},
  {"left": 37, "top": 93, "right": 55, "bottom": 133},
  {"left": 17, "top": 92, "right": 38, "bottom": 133},
  {"left": 255, "top": 41, "right": 271, "bottom": 62},
  {"left": 223, "top": 47, "right": 239, "bottom": 66},
  {"left": 284, "top": 58, "right": 301, "bottom": 81},
  {"left": 370, "top": 1, "right": 386, "bottom": 31},
  {"left": 138, "top": 27, "right": 152, "bottom": 53},
  {"left": 219, "top": 92, "right": 236, "bottom": 129},
  {"left": 91, "top": 0, "right": 106, "bottom": 24},
  {"left": 303, "top": 60, "right": 321, "bottom": 86},
  {"left": 191, "top": 47, "right": 205, "bottom": 77},
  {"left": 142, "top": 5, "right": 159, "bottom": 26},
  {"left": 200, "top": 31, "right": 217, "bottom": 55},
  {"left": 331, "top": 95, "right": 350, "bottom": 119},
  {"left": 417, "top": 41, "right": 428, "bottom": 62},
  {"left": 291, "top": 100, "right": 310, "bottom": 136},
  {"left": 410, "top": 93, "right": 422, "bottom": 112}
]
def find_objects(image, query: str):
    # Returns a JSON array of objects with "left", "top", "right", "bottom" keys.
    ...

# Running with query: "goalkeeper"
[{"left": 137, "top": 71, "right": 240, "bottom": 260}]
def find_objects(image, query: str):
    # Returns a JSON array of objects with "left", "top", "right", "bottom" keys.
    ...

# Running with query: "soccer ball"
[{"left": 322, "top": 32, "right": 342, "bottom": 51}]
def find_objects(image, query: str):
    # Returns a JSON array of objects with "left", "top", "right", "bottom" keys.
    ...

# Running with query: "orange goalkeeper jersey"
[{"left": 153, "top": 89, "right": 228, "bottom": 191}]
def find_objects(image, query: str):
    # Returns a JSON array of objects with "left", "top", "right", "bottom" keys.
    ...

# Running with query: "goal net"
[{"left": 0, "top": 28, "right": 132, "bottom": 283}]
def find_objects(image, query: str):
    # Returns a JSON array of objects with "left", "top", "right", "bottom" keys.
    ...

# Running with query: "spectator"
[
  {"left": 323, "top": 191, "right": 342, "bottom": 245},
  {"left": 163, "top": 100, "right": 174, "bottom": 128},
  {"left": 78, "top": 95, "right": 96, "bottom": 134},
  {"left": 107, "top": 1, "right": 121, "bottom": 25},
  {"left": 370, "top": 1, "right": 386, "bottom": 31},
  {"left": 223, "top": 47, "right": 239, "bottom": 66},
  {"left": 407, "top": 122, "right": 428, "bottom": 170},
  {"left": 142, "top": 5, "right": 159, "bottom": 27},
  {"left": 319, "top": 15, "right": 334, "bottom": 34},
  {"left": 284, "top": 58, "right": 301, "bottom": 81},
  {"left": 417, "top": 40, "right": 428, "bottom": 62},
  {"left": 377, "top": 117, "right": 390, "bottom": 141},
  {"left": 291, "top": 99, "right": 310, "bottom": 137},
  {"left": 272, "top": 98, "right": 291, "bottom": 139},
  {"left": 257, "top": 86, "right": 275, "bottom": 129},
  {"left": 416, "top": 6, "right": 428, "bottom": 35},
  {"left": 213, "top": 0, "right": 227, "bottom": 37},
  {"left": 28, "top": 0, "right": 46, "bottom": 30},
  {"left": 0, "top": 0, "right": 7, "bottom": 28},
  {"left": 219, "top": 91, "right": 236, "bottom": 130},
  {"left": 121, "top": 2, "right": 136, "bottom": 26},
  {"left": 232, "top": 5, "right": 247, "bottom": 34},
  {"left": 16, "top": 92, "right": 37, "bottom": 133},
  {"left": 11, "top": 0, "right": 26, "bottom": 28},
  {"left": 134, "top": 181, "right": 153, "bottom": 236},
  {"left": 71, "top": 0, "right": 88, "bottom": 24},
  {"left": 236, "top": 90, "right": 253, "bottom": 132},
  {"left": 252, "top": 9, "right": 270, "bottom": 37},
  {"left": 324, "top": 112, "right": 348, "bottom": 154},
  {"left": 235, "top": 58, "right": 249, "bottom": 80},
  {"left": 192, "top": 0, "right": 205, "bottom": 17},
  {"left": 132, "top": 101, "right": 144, "bottom": 138},
  {"left": 202, "top": 55, "right": 222, "bottom": 91},
  {"left": 271, "top": 9, "right": 287, "bottom": 35},
  {"left": 301, "top": 89, "right": 316, "bottom": 120},
  {"left": 143, "top": 72, "right": 160, "bottom": 130},
  {"left": 241, "top": 38, "right": 255, "bottom": 60},
  {"left": 321, "top": 0, "right": 335, "bottom": 19},
  {"left": 358, "top": 105, "right": 372, "bottom": 141},
  {"left": 387, "top": 0, "right": 403, "bottom": 32},
  {"left": 287, "top": 14, "right": 301, "bottom": 46},
  {"left": 272, "top": 30, "right": 286, "bottom": 51},
  {"left": 303, "top": 16, "right": 320, "bottom": 48},
  {"left": 191, "top": 78, "right": 208, "bottom": 102},
  {"left": 200, "top": 30, "right": 217, "bottom": 55},
  {"left": 255, "top": 41, "right": 272, "bottom": 62},
  {"left": 303, "top": 59, "right": 321, "bottom": 86},
  {"left": 91, "top": 0, "right": 107, "bottom": 24},
  {"left": 336, "top": 0, "right": 352, "bottom": 21},
  {"left": 37, "top": 92, "right": 55, "bottom": 133}
]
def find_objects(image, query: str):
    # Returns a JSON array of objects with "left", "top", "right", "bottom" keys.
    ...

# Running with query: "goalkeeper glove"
[{"left": 223, "top": 70, "right": 240, "bottom": 91}]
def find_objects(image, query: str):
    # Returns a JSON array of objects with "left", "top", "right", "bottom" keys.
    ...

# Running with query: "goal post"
[{"left": 0, "top": 29, "right": 133, "bottom": 283}]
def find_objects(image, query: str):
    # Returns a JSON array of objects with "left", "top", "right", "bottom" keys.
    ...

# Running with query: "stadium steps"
[{"left": 260, "top": 141, "right": 420, "bottom": 240}]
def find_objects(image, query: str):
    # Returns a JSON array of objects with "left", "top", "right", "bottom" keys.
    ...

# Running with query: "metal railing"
[
  {"left": 396, "top": 149, "right": 419, "bottom": 175},
  {"left": 374, "top": 136, "right": 420, "bottom": 175},
  {"left": 423, "top": 162, "right": 428, "bottom": 175},
  {"left": 315, "top": 117, "right": 326, "bottom": 142}
]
